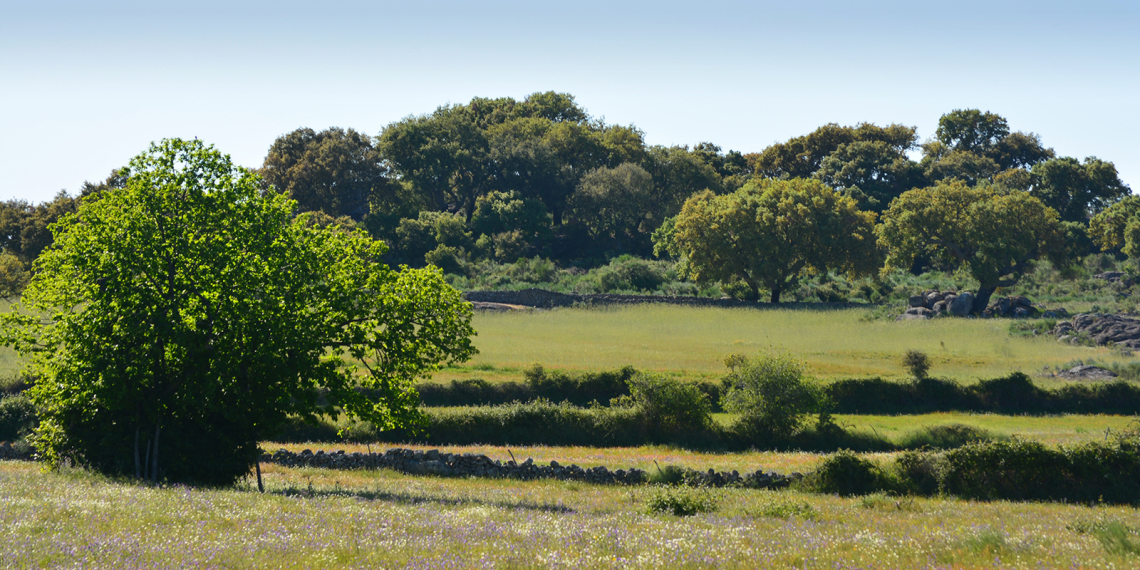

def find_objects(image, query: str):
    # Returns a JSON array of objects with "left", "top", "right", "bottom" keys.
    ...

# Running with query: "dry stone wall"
[{"left": 264, "top": 447, "right": 798, "bottom": 489}]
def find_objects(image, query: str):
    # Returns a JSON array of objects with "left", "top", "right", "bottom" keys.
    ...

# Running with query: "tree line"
[{"left": 1, "top": 92, "right": 1132, "bottom": 305}]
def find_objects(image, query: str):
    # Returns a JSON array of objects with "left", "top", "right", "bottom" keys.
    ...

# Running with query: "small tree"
[
  {"left": 671, "top": 178, "right": 880, "bottom": 302},
  {"left": 623, "top": 372, "right": 711, "bottom": 436},
  {"left": 0, "top": 139, "right": 476, "bottom": 485},
  {"left": 902, "top": 350, "right": 931, "bottom": 380},
  {"left": 721, "top": 352, "right": 826, "bottom": 442}
]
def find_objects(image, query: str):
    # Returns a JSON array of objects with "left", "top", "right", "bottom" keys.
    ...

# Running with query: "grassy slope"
[
  {"left": 444, "top": 305, "right": 1135, "bottom": 383},
  {"left": 3, "top": 460, "right": 1137, "bottom": 569}
]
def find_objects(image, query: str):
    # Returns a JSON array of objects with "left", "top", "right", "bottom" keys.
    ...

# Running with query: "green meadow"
[
  {"left": 3, "top": 460, "right": 1138, "bottom": 569},
  {"left": 440, "top": 305, "right": 1128, "bottom": 383}
]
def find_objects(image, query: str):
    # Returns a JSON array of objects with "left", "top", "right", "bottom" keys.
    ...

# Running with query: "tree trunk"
[
  {"left": 134, "top": 427, "right": 141, "bottom": 479},
  {"left": 151, "top": 422, "right": 161, "bottom": 483},
  {"left": 143, "top": 438, "right": 151, "bottom": 481},
  {"left": 770, "top": 286, "right": 781, "bottom": 304},
  {"left": 255, "top": 460, "right": 264, "bottom": 493},
  {"left": 973, "top": 286, "right": 996, "bottom": 314}
]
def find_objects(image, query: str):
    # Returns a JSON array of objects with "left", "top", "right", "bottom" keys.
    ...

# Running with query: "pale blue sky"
[{"left": 2, "top": 0, "right": 1137, "bottom": 202}]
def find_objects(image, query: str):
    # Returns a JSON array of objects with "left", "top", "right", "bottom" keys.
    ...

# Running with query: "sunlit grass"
[
  {"left": 446, "top": 305, "right": 1136, "bottom": 383},
  {"left": 2, "top": 459, "right": 1138, "bottom": 568}
]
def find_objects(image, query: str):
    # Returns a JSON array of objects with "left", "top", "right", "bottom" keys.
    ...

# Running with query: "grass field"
[
  {"left": 436, "top": 305, "right": 1135, "bottom": 384},
  {"left": 3, "top": 460, "right": 1138, "bottom": 569}
]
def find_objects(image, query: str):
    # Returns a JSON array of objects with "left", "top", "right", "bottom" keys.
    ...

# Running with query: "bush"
[
  {"left": 523, "top": 363, "right": 634, "bottom": 406},
  {"left": 721, "top": 352, "right": 826, "bottom": 442},
  {"left": 395, "top": 400, "right": 646, "bottom": 447},
  {"left": 897, "top": 423, "right": 998, "bottom": 450},
  {"left": 621, "top": 372, "right": 712, "bottom": 436},
  {"left": 902, "top": 350, "right": 931, "bottom": 380},
  {"left": 802, "top": 450, "right": 894, "bottom": 496},
  {"left": 644, "top": 486, "right": 719, "bottom": 516},
  {"left": 0, "top": 393, "right": 37, "bottom": 442}
]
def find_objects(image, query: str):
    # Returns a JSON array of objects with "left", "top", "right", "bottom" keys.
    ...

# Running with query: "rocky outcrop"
[
  {"left": 898, "top": 289, "right": 1063, "bottom": 320},
  {"left": 1056, "top": 365, "right": 1118, "bottom": 380},
  {"left": 263, "top": 447, "right": 798, "bottom": 489},
  {"left": 1054, "top": 314, "right": 1140, "bottom": 348},
  {"left": 1094, "top": 272, "right": 1134, "bottom": 286}
]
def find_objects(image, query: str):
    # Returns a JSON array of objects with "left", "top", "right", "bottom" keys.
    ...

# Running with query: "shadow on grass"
[{"left": 271, "top": 483, "right": 575, "bottom": 513}]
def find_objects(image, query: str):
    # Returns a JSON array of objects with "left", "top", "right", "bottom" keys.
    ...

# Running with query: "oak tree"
[{"left": 1, "top": 139, "right": 476, "bottom": 485}]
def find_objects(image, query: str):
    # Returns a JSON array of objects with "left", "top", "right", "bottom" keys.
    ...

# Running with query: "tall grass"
[
  {"left": 2, "top": 460, "right": 1138, "bottom": 568},
  {"left": 461, "top": 305, "right": 1136, "bottom": 382}
]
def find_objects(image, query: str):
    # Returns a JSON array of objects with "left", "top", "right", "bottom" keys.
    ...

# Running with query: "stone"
[
  {"left": 1057, "top": 365, "right": 1118, "bottom": 380},
  {"left": 949, "top": 292, "right": 974, "bottom": 317},
  {"left": 908, "top": 295, "right": 926, "bottom": 308},
  {"left": 932, "top": 300, "right": 949, "bottom": 313}
]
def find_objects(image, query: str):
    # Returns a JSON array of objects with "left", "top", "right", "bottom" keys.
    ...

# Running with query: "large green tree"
[
  {"left": 261, "top": 127, "right": 391, "bottom": 221},
  {"left": 813, "top": 140, "right": 925, "bottom": 212},
  {"left": 1, "top": 139, "right": 476, "bottom": 485},
  {"left": 921, "top": 109, "right": 1054, "bottom": 185},
  {"left": 746, "top": 123, "right": 917, "bottom": 180},
  {"left": 877, "top": 180, "right": 1071, "bottom": 311},
  {"left": 670, "top": 178, "right": 879, "bottom": 302},
  {"left": 1027, "top": 156, "right": 1130, "bottom": 223}
]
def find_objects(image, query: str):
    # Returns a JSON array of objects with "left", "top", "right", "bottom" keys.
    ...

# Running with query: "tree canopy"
[
  {"left": 669, "top": 178, "right": 879, "bottom": 302},
  {"left": 1, "top": 139, "right": 476, "bottom": 485}
]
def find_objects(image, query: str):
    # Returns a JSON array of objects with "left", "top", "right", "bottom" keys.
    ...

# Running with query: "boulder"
[
  {"left": 932, "top": 300, "right": 949, "bottom": 313},
  {"left": 1094, "top": 271, "right": 1133, "bottom": 286},
  {"left": 908, "top": 295, "right": 926, "bottom": 308},
  {"left": 949, "top": 292, "right": 974, "bottom": 317},
  {"left": 896, "top": 307, "right": 934, "bottom": 321},
  {"left": 1057, "top": 365, "right": 1118, "bottom": 380}
]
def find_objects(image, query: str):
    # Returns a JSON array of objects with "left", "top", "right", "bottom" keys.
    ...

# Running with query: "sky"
[{"left": 2, "top": 0, "right": 1137, "bottom": 203}]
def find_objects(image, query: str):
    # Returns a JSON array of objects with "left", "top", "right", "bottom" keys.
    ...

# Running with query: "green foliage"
[
  {"left": 621, "top": 372, "right": 712, "bottom": 435},
  {"left": 644, "top": 485, "right": 719, "bottom": 516},
  {"left": 1070, "top": 520, "right": 1140, "bottom": 557},
  {"left": 895, "top": 424, "right": 998, "bottom": 450},
  {"left": 877, "top": 180, "right": 1072, "bottom": 310},
  {"left": 523, "top": 363, "right": 635, "bottom": 406},
  {"left": 901, "top": 349, "right": 931, "bottom": 380},
  {"left": 0, "top": 139, "right": 475, "bottom": 485},
  {"left": 260, "top": 127, "right": 390, "bottom": 220},
  {"left": 750, "top": 496, "right": 819, "bottom": 520},
  {"left": 0, "top": 393, "right": 36, "bottom": 442},
  {"left": 802, "top": 450, "right": 894, "bottom": 496},
  {"left": 721, "top": 352, "right": 828, "bottom": 442},
  {"left": 826, "top": 373, "right": 1140, "bottom": 415},
  {"left": 747, "top": 122, "right": 918, "bottom": 180},
  {"left": 673, "top": 178, "right": 880, "bottom": 302},
  {"left": 1090, "top": 195, "right": 1140, "bottom": 258},
  {"left": 814, "top": 140, "right": 925, "bottom": 212},
  {"left": 1029, "top": 156, "right": 1130, "bottom": 223},
  {"left": 0, "top": 253, "right": 29, "bottom": 301},
  {"left": 569, "top": 163, "right": 656, "bottom": 253}
]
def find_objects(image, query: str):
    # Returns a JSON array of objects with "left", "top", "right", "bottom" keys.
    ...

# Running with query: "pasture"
[
  {"left": 441, "top": 305, "right": 1128, "bottom": 384},
  {"left": 2, "top": 460, "right": 1138, "bottom": 569}
]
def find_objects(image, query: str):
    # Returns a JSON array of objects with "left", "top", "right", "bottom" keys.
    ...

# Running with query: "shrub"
[
  {"left": 622, "top": 372, "right": 711, "bottom": 435},
  {"left": 750, "top": 496, "right": 819, "bottom": 520},
  {"left": 523, "top": 363, "right": 634, "bottom": 406},
  {"left": 404, "top": 400, "right": 645, "bottom": 447},
  {"left": 0, "top": 393, "right": 37, "bottom": 442},
  {"left": 644, "top": 485, "right": 719, "bottom": 516},
  {"left": 721, "top": 352, "right": 826, "bottom": 442},
  {"left": 902, "top": 350, "right": 931, "bottom": 380},
  {"left": 802, "top": 450, "right": 893, "bottom": 497},
  {"left": 897, "top": 423, "right": 998, "bottom": 450}
]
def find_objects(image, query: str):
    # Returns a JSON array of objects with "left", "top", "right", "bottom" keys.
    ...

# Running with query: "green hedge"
[
  {"left": 825, "top": 373, "right": 1140, "bottom": 415},
  {"left": 804, "top": 429, "right": 1140, "bottom": 504}
]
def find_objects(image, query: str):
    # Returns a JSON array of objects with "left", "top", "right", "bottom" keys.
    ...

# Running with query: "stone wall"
[
  {"left": 464, "top": 288, "right": 858, "bottom": 310},
  {"left": 264, "top": 447, "right": 799, "bottom": 489}
]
